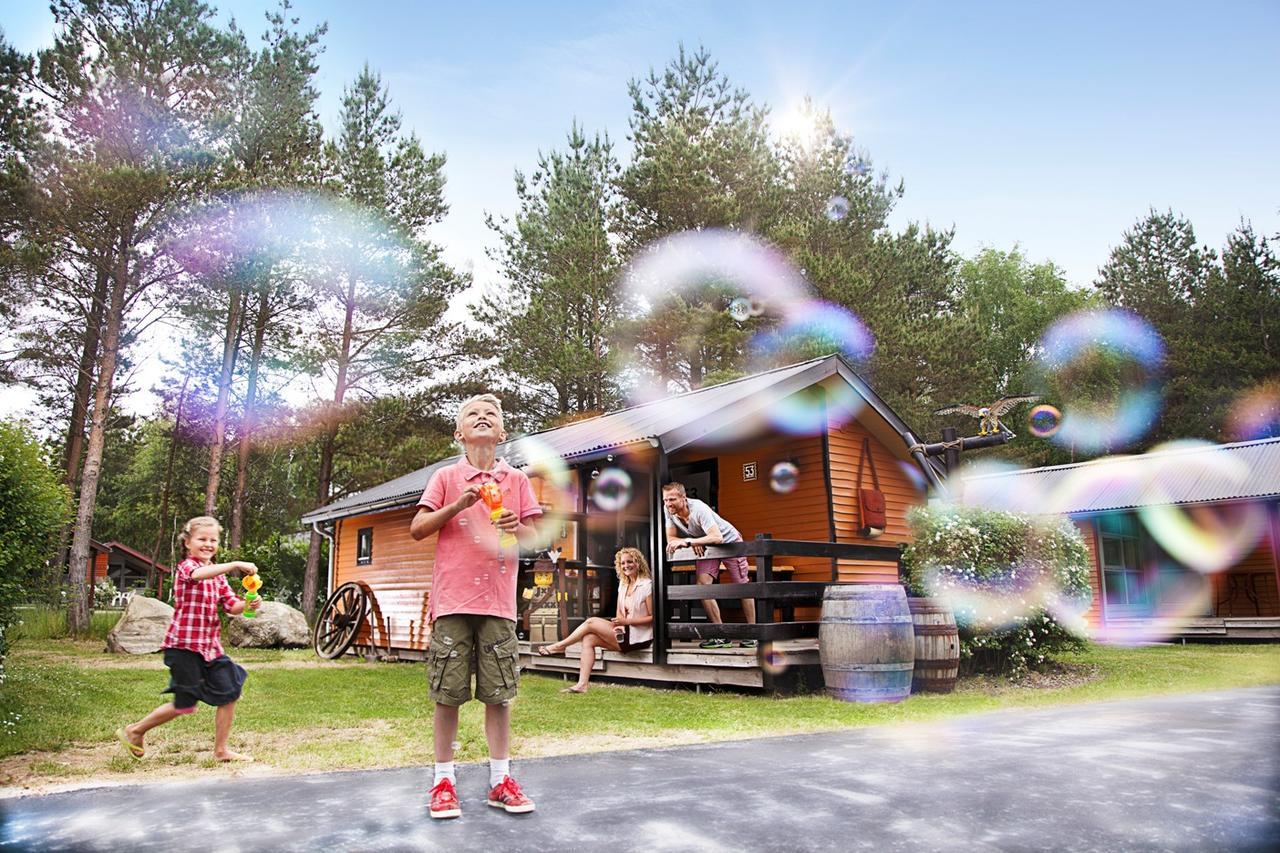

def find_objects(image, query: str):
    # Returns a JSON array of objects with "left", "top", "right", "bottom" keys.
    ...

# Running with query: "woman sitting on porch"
[{"left": 537, "top": 547, "right": 653, "bottom": 693}]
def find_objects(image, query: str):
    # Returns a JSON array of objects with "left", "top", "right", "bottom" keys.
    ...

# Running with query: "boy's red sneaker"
[
  {"left": 429, "top": 778, "right": 461, "bottom": 819},
  {"left": 486, "top": 775, "right": 535, "bottom": 813}
]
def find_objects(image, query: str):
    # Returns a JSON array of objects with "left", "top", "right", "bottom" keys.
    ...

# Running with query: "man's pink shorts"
[{"left": 695, "top": 555, "right": 749, "bottom": 583}]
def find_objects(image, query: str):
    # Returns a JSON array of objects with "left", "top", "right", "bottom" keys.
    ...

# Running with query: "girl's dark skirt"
[{"left": 162, "top": 648, "right": 246, "bottom": 709}]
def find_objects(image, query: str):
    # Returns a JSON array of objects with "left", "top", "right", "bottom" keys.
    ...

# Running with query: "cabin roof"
[
  {"left": 959, "top": 436, "right": 1280, "bottom": 515},
  {"left": 301, "top": 353, "right": 939, "bottom": 525}
]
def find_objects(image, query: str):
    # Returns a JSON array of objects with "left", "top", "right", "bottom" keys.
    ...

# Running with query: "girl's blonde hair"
[
  {"left": 179, "top": 516, "right": 222, "bottom": 553},
  {"left": 613, "top": 547, "right": 651, "bottom": 582}
]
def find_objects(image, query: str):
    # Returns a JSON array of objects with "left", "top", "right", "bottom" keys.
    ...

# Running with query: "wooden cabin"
[
  {"left": 960, "top": 437, "right": 1280, "bottom": 640},
  {"left": 86, "top": 540, "right": 172, "bottom": 603},
  {"left": 300, "top": 354, "right": 943, "bottom": 689}
]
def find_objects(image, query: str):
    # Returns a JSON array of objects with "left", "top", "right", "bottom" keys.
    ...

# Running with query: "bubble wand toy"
[
  {"left": 478, "top": 483, "right": 518, "bottom": 548},
  {"left": 241, "top": 573, "right": 262, "bottom": 618}
]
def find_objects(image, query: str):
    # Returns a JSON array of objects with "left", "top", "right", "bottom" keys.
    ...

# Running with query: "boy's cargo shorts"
[{"left": 427, "top": 614, "right": 520, "bottom": 706}]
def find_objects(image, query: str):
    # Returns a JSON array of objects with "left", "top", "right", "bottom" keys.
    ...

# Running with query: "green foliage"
[
  {"left": 901, "top": 504, "right": 1092, "bottom": 675},
  {"left": 475, "top": 124, "right": 626, "bottom": 427},
  {"left": 8, "top": 606, "right": 120, "bottom": 642},
  {"left": 0, "top": 421, "right": 71, "bottom": 662},
  {"left": 224, "top": 533, "right": 311, "bottom": 610}
]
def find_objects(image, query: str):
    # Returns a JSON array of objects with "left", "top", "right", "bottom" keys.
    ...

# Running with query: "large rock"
[
  {"left": 226, "top": 601, "right": 310, "bottom": 648},
  {"left": 105, "top": 595, "right": 174, "bottom": 654}
]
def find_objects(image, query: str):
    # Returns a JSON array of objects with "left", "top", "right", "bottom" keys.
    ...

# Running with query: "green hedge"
[
  {"left": 0, "top": 422, "right": 72, "bottom": 670},
  {"left": 901, "top": 504, "right": 1093, "bottom": 675}
]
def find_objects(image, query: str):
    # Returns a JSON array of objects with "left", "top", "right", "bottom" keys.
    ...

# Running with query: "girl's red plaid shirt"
[{"left": 162, "top": 557, "right": 242, "bottom": 661}]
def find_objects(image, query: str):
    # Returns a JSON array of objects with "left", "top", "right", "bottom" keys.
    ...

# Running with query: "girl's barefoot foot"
[
  {"left": 214, "top": 750, "right": 254, "bottom": 763},
  {"left": 559, "top": 684, "right": 588, "bottom": 694}
]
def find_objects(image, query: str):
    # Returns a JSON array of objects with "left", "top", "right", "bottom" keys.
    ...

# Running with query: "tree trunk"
[
  {"left": 229, "top": 288, "right": 269, "bottom": 549},
  {"left": 67, "top": 236, "right": 130, "bottom": 634},
  {"left": 62, "top": 265, "right": 109, "bottom": 489},
  {"left": 55, "top": 264, "right": 110, "bottom": 573},
  {"left": 204, "top": 285, "right": 244, "bottom": 515},
  {"left": 148, "top": 373, "right": 188, "bottom": 596},
  {"left": 302, "top": 277, "right": 357, "bottom": 621}
]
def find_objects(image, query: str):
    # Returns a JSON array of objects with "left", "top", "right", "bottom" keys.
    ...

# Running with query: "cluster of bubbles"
[
  {"left": 1032, "top": 309, "right": 1165, "bottom": 453},
  {"left": 944, "top": 435, "right": 1271, "bottom": 644},
  {"left": 620, "top": 229, "right": 876, "bottom": 441}
]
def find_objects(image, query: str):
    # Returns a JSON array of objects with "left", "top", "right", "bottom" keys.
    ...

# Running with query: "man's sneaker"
[
  {"left": 429, "top": 778, "right": 461, "bottom": 819},
  {"left": 699, "top": 638, "right": 732, "bottom": 649},
  {"left": 487, "top": 775, "right": 536, "bottom": 814},
  {"left": 739, "top": 639, "right": 758, "bottom": 649}
]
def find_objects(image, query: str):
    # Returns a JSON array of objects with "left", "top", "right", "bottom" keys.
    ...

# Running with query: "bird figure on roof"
[{"left": 934, "top": 395, "right": 1040, "bottom": 436}]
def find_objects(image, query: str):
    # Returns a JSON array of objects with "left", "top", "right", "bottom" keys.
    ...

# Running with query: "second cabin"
[{"left": 301, "top": 354, "right": 944, "bottom": 690}]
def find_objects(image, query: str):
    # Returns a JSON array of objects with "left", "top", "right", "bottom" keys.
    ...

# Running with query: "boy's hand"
[
  {"left": 454, "top": 486, "right": 481, "bottom": 512},
  {"left": 495, "top": 508, "right": 519, "bottom": 532}
]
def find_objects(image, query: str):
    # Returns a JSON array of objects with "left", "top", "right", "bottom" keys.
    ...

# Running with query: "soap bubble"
[
  {"left": 1027, "top": 404, "right": 1062, "bottom": 438},
  {"left": 727, "top": 296, "right": 753, "bottom": 322},
  {"left": 1034, "top": 309, "right": 1164, "bottom": 453},
  {"left": 824, "top": 196, "right": 850, "bottom": 221},
  {"left": 769, "top": 461, "right": 800, "bottom": 494},
  {"left": 589, "top": 468, "right": 634, "bottom": 512}
]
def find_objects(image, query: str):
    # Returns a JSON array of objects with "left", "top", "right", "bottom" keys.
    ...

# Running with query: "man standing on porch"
[{"left": 662, "top": 482, "right": 756, "bottom": 649}]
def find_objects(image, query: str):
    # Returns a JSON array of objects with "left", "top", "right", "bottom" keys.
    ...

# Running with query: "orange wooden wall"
[
  {"left": 1074, "top": 519, "right": 1104, "bottom": 626},
  {"left": 676, "top": 432, "right": 831, "bottom": 581},
  {"left": 335, "top": 507, "right": 435, "bottom": 652},
  {"left": 827, "top": 420, "right": 925, "bottom": 583},
  {"left": 93, "top": 552, "right": 108, "bottom": 582}
]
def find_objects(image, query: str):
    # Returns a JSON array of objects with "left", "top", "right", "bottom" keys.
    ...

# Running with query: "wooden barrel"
[
  {"left": 819, "top": 584, "right": 914, "bottom": 703},
  {"left": 907, "top": 597, "right": 960, "bottom": 694}
]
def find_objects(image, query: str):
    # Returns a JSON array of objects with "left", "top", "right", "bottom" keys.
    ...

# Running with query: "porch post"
[
  {"left": 756, "top": 533, "right": 774, "bottom": 630},
  {"left": 654, "top": 451, "right": 670, "bottom": 665}
]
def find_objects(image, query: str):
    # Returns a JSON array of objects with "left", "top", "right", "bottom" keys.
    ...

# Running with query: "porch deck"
[
  {"left": 519, "top": 638, "right": 822, "bottom": 690},
  {"left": 1105, "top": 616, "right": 1280, "bottom": 641}
]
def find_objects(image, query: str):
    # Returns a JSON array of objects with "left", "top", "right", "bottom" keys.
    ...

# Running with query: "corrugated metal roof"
[
  {"left": 301, "top": 354, "right": 938, "bottom": 524},
  {"left": 960, "top": 436, "right": 1280, "bottom": 515}
]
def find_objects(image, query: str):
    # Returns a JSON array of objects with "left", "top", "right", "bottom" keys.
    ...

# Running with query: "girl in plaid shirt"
[{"left": 116, "top": 516, "right": 258, "bottom": 762}]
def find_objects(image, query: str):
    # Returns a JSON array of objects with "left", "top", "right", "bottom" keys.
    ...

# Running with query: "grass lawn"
[{"left": 2, "top": 639, "right": 1277, "bottom": 794}]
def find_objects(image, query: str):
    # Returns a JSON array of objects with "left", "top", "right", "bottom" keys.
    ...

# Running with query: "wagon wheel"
[{"left": 313, "top": 582, "right": 369, "bottom": 659}]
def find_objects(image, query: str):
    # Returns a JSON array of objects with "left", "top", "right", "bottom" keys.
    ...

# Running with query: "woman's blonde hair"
[
  {"left": 179, "top": 516, "right": 222, "bottom": 552},
  {"left": 613, "top": 547, "right": 651, "bottom": 582}
]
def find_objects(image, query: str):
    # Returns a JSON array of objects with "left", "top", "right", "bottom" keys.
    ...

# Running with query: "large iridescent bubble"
[
  {"left": 1034, "top": 309, "right": 1165, "bottom": 453},
  {"left": 1135, "top": 440, "right": 1269, "bottom": 575},
  {"left": 1225, "top": 380, "right": 1280, "bottom": 441},
  {"left": 620, "top": 229, "right": 810, "bottom": 331}
]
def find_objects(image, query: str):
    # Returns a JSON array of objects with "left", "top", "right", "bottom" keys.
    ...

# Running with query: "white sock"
[
  {"left": 489, "top": 757, "right": 510, "bottom": 787},
  {"left": 434, "top": 761, "right": 455, "bottom": 785}
]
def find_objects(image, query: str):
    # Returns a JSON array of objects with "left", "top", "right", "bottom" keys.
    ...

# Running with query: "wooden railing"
[{"left": 657, "top": 533, "right": 902, "bottom": 663}]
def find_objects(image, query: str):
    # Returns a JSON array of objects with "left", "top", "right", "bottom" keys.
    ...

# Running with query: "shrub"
[
  {"left": 901, "top": 503, "right": 1092, "bottom": 675},
  {"left": 0, "top": 421, "right": 72, "bottom": 668},
  {"left": 93, "top": 578, "right": 119, "bottom": 609}
]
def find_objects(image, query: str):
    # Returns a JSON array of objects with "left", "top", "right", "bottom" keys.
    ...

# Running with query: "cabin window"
[
  {"left": 1099, "top": 514, "right": 1148, "bottom": 612},
  {"left": 356, "top": 527, "right": 373, "bottom": 565}
]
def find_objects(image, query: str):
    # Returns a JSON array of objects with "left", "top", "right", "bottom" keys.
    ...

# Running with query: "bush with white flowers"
[{"left": 901, "top": 504, "right": 1092, "bottom": 675}]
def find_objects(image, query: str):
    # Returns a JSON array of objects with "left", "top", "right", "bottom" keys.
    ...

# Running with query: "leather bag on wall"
[{"left": 857, "top": 437, "right": 887, "bottom": 537}]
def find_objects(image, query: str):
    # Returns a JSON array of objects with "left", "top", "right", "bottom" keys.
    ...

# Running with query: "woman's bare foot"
[
  {"left": 560, "top": 684, "right": 587, "bottom": 694},
  {"left": 214, "top": 750, "right": 254, "bottom": 763}
]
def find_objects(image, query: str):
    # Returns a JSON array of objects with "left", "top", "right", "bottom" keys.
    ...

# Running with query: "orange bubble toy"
[{"left": 478, "top": 483, "right": 518, "bottom": 548}]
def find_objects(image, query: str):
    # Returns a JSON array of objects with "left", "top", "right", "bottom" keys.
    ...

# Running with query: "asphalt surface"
[{"left": 2, "top": 686, "right": 1278, "bottom": 852}]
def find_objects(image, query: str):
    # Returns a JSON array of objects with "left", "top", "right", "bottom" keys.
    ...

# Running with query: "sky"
[{"left": 3, "top": 0, "right": 1278, "bottom": 419}]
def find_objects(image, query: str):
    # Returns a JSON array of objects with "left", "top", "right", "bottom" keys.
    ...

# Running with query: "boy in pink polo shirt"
[{"left": 411, "top": 394, "right": 543, "bottom": 819}]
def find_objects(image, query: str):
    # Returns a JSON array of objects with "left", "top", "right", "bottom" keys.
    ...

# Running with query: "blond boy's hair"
[
  {"left": 179, "top": 515, "right": 222, "bottom": 550},
  {"left": 456, "top": 393, "right": 504, "bottom": 430}
]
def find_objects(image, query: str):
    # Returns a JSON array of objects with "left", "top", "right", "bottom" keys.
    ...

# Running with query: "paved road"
[{"left": 3, "top": 687, "right": 1278, "bottom": 852}]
